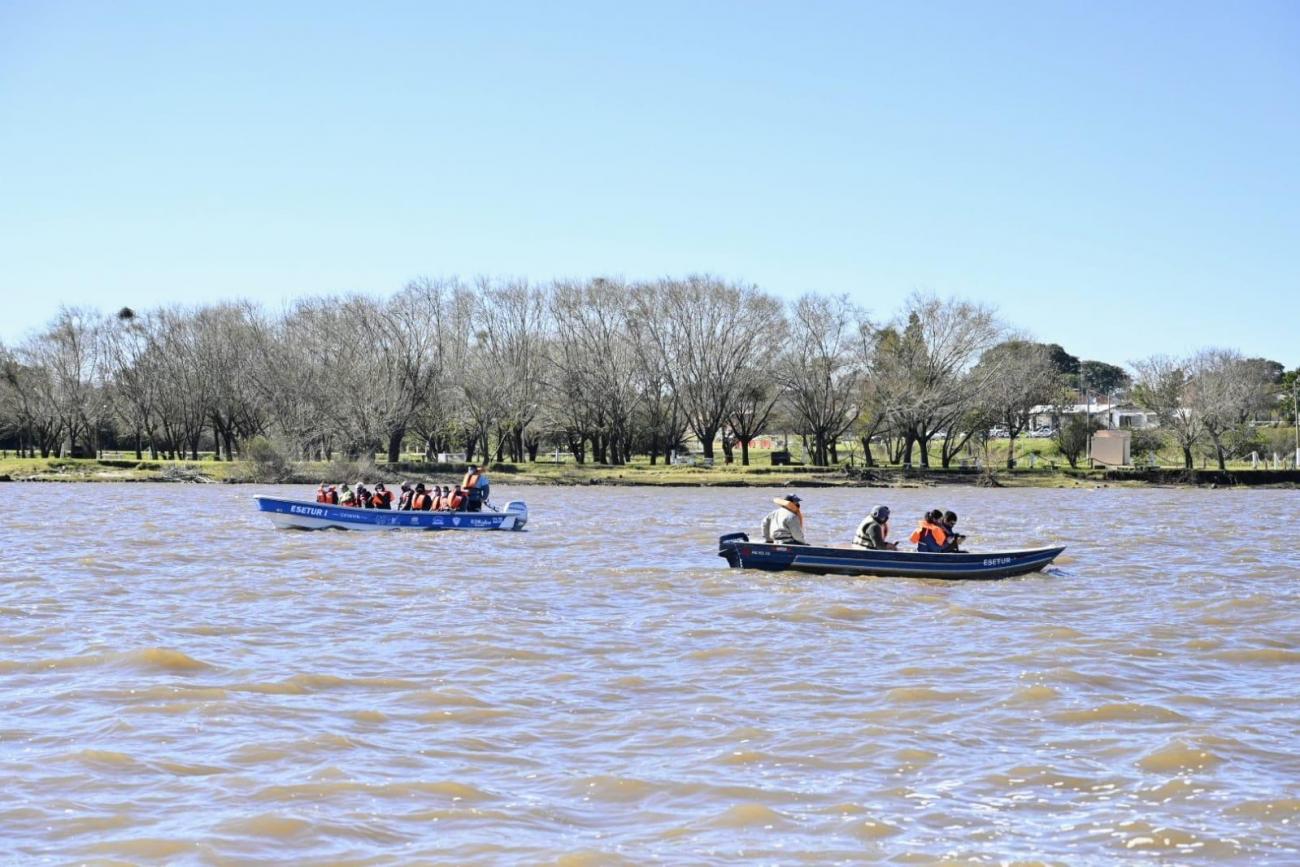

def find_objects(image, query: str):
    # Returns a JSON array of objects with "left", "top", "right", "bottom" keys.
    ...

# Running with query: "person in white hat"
[{"left": 761, "top": 493, "right": 807, "bottom": 545}]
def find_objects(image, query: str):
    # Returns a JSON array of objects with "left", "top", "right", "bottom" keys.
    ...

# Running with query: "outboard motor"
[{"left": 503, "top": 500, "right": 528, "bottom": 530}]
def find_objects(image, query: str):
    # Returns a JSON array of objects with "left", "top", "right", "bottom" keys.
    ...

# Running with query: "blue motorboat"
[
  {"left": 254, "top": 495, "right": 528, "bottom": 531},
  {"left": 717, "top": 532, "right": 1063, "bottom": 580}
]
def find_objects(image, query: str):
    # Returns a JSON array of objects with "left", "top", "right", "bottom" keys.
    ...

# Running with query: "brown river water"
[{"left": 1, "top": 483, "right": 1297, "bottom": 864}]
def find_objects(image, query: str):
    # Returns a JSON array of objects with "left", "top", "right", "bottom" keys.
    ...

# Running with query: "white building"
[{"left": 1028, "top": 403, "right": 1158, "bottom": 431}]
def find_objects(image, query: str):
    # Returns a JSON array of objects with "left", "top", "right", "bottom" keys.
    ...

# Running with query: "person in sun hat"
[{"left": 761, "top": 493, "right": 807, "bottom": 546}]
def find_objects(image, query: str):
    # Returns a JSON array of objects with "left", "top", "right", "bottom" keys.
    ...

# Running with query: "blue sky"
[{"left": 2, "top": 1, "right": 1297, "bottom": 366}]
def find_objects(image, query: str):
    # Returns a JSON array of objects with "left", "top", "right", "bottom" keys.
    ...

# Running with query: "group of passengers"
[
  {"left": 315, "top": 465, "right": 491, "bottom": 513},
  {"left": 760, "top": 494, "right": 966, "bottom": 552}
]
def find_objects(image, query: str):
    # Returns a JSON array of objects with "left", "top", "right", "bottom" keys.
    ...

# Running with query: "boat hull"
[
  {"left": 255, "top": 496, "right": 528, "bottom": 531},
  {"left": 718, "top": 533, "right": 1063, "bottom": 580}
]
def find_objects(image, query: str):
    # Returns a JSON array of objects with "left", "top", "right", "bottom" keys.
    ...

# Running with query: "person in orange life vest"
[
  {"left": 397, "top": 482, "right": 414, "bottom": 511},
  {"left": 315, "top": 482, "right": 330, "bottom": 503},
  {"left": 428, "top": 485, "right": 444, "bottom": 511},
  {"left": 446, "top": 485, "right": 467, "bottom": 512},
  {"left": 356, "top": 484, "right": 372, "bottom": 508},
  {"left": 462, "top": 464, "right": 489, "bottom": 511},
  {"left": 371, "top": 483, "right": 393, "bottom": 510},
  {"left": 411, "top": 483, "right": 432, "bottom": 511},
  {"left": 324, "top": 485, "right": 339, "bottom": 505},
  {"left": 761, "top": 493, "right": 807, "bottom": 545},
  {"left": 910, "top": 509, "right": 949, "bottom": 552}
]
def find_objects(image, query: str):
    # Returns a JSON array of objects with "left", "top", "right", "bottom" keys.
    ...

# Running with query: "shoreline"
[{"left": 1, "top": 458, "right": 1296, "bottom": 489}]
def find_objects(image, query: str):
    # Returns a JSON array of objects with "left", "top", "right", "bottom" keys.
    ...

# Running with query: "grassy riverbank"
[{"left": 2, "top": 454, "right": 1296, "bottom": 488}]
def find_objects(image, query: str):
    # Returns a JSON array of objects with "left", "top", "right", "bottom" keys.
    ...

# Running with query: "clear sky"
[{"left": 2, "top": 1, "right": 1297, "bottom": 367}]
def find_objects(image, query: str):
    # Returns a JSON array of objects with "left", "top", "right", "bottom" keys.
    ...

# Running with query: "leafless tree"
[
  {"left": 630, "top": 276, "right": 784, "bottom": 460},
  {"left": 973, "top": 340, "right": 1062, "bottom": 469},
  {"left": 22, "top": 308, "right": 109, "bottom": 457},
  {"left": 776, "top": 293, "right": 862, "bottom": 466},
  {"left": 872, "top": 294, "right": 1004, "bottom": 467},
  {"left": 548, "top": 278, "right": 642, "bottom": 464},
  {"left": 103, "top": 307, "right": 166, "bottom": 458},
  {"left": 468, "top": 279, "right": 548, "bottom": 462},
  {"left": 1131, "top": 354, "right": 1201, "bottom": 469},
  {"left": 1188, "top": 348, "right": 1277, "bottom": 470}
]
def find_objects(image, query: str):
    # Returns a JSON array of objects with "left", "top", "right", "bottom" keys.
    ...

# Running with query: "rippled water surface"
[{"left": 2, "top": 482, "right": 1298, "bottom": 864}]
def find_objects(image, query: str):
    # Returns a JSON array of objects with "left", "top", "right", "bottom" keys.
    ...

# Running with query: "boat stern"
[
  {"left": 717, "top": 532, "right": 749, "bottom": 568},
  {"left": 503, "top": 500, "right": 528, "bottom": 530}
]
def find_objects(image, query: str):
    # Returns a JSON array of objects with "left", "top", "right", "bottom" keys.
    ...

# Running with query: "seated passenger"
[
  {"left": 761, "top": 494, "right": 807, "bottom": 545},
  {"left": 446, "top": 485, "right": 467, "bottom": 512},
  {"left": 315, "top": 482, "right": 330, "bottom": 503},
  {"left": 853, "top": 505, "right": 898, "bottom": 550},
  {"left": 356, "top": 484, "right": 372, "bottom": 508},
  {"left": 462, "top": 464, "right": 490, "bottom": 511},
  {"left": 910, "top": 509, "right": 949, "bottom": 552},
  {"left": 324, "top": 485, "right": 339, "bottom": 505},
  {"left": 397, "top": 482, "right": 414, "bottom": 511},
  {"left": 411, "top": 483, "right": 432, "bottom": 511},
  {"left": 338, "top": 484, "right": 357, "bottom": 507},
  {"left": 371, "top": 483, "right": 393, "bottom": 510},
  {"left": 941, "top": 510, "right": 966, "bottom": 552}
]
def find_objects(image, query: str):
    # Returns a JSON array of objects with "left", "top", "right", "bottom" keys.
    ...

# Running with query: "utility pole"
[
  {"left": 1082, "top": 362, "right": 1093, "bottom": 469},
  {"left": 1293, "top": 374, "right": 1299, "bottom": 469}
]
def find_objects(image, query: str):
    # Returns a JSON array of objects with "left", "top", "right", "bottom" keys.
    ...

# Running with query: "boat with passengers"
[
  {"left": 254, "top": 494, "right": 528, "bottom": 531},
  {"left": 717, "top": 532, "right": 1064, "bottom": 580}
]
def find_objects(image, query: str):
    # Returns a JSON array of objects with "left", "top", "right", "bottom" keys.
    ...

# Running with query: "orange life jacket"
[
  {"left": 910, "top": 520, "right": 948, "bottom": 547},
  {"left": 462, "top": 470, "right": 480, "bottom": 490},
  {"left": 372, "top": 490, "right": 392, "bottom": 509},
  {"left": 447, "top": 489, "right": 466, "bottom": 511},
  {"left": 431, "top": 494, "right": 444, "bottom": 511},
  {"left": 412, "top": 492, "right": 431, "bottom": 511},
  {"left": 316, "top": 489, "right": 328, "bottom": 503},
  {"left": 325, "top": 489, "right": 339, "bottom": 505}
]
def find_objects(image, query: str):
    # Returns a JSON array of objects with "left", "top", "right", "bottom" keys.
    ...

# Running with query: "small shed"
[{"left": 1090, "top": 429, "right": 1131, "bottom": 467}]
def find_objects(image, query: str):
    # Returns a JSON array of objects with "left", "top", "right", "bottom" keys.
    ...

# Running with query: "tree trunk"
[
  {"left": 1182, "top": 446, "right": 1193, "bottom": 469},
  {"left": 739, "top": 438, "right": 750, "bottom": 466},
  {"left": 902, "top": 435, "right": 915, "bottom": 468},
  {"left": 387, "top": 428, "right": 405, "bottom": 463},
  {"left": 698, "top": 426, "right": 718, "bottom": 459},
  {"left": 1006, "top": 433, "right": 1018, "bottom": 470},
  {"left": 860, "top": 437, "right": 876, "bottom": 468}
]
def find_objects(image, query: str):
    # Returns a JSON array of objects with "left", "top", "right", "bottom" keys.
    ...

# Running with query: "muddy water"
[{"left": 1, "top": 483, "right": 1297, "bottom": 863}]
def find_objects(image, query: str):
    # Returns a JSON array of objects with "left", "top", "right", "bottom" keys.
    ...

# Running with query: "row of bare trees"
[
  {"left": 1130, "top": 351, "right": 1283, "bottom": 469},
  {"left": 0, "top": 277, "right": 1289, "bottom": 469}
]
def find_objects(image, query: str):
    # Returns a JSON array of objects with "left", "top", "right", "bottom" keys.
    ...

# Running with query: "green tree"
[{"left": 1055, "top": 413, "right": 1104, "bottom": 468}]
